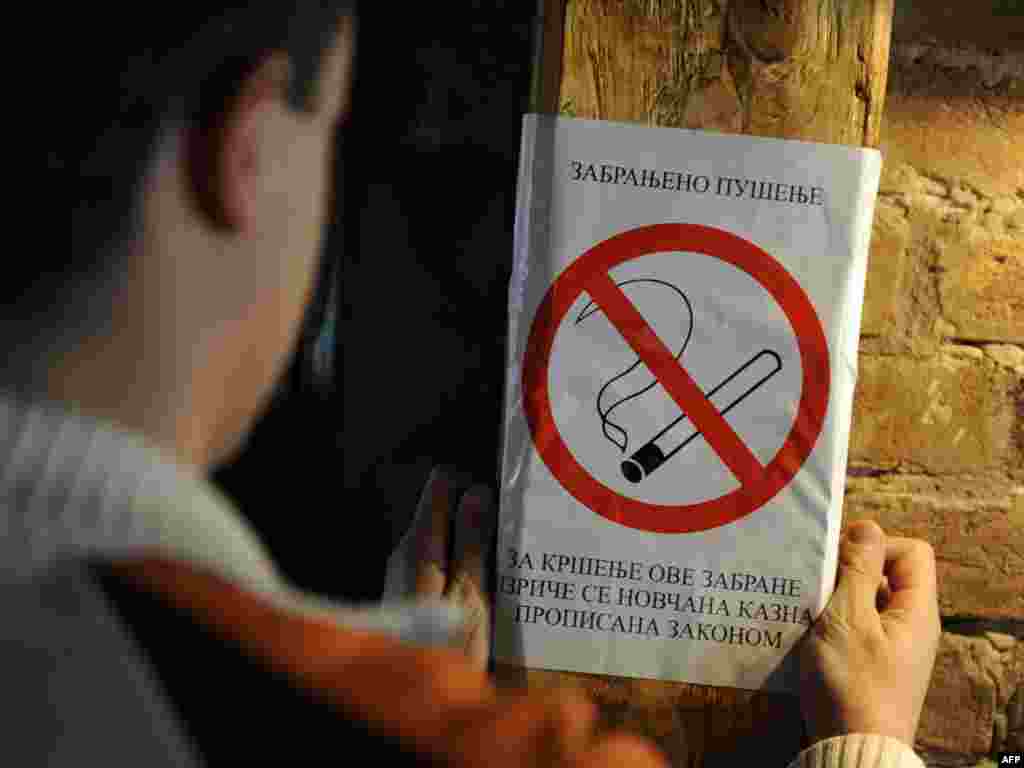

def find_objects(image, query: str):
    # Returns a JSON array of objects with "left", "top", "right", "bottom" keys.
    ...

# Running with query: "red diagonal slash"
[{"left": 584, "top": 271, "right": 763, "bottom": 487}]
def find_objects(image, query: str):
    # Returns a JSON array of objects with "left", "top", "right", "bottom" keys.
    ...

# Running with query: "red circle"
[{"left": 522, "top": 223, "right": 829, "bottom": 534}]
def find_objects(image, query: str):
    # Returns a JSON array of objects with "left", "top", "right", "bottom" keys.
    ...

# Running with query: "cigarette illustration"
[
  {"left": 575, "top": 278, "right": 694, "bottom": 456},
  {"left": 621, "top": 349, "right": 783, "bottom": 483}
]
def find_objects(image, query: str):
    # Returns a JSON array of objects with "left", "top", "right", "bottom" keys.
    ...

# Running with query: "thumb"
[{"left": 828, "top": 519, "right": 887, "bottom": 631}]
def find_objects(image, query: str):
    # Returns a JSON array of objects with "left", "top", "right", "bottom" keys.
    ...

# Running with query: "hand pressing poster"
[{"left": 496, "top": 115, "right": 881, "bottom": 692}]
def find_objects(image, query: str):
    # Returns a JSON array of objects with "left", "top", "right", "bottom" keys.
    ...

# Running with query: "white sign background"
[{"left": 497, "top": 115, "right": 881, "bottom": 691}]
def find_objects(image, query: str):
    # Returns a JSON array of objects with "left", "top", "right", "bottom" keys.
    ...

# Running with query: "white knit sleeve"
[{"left": 787, "top": 735, "right": 926, "bottom": 768}]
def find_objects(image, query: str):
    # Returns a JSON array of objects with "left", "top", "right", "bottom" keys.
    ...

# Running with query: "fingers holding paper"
[{"left": 384, "top": 467, "right": 496, "bottom": 669}]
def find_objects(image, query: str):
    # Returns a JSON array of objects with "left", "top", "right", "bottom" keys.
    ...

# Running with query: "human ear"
[
  {"left": 319, "top": 15, "right": 357, "bottom": 127},
  {"left": 188, "top": 51, "right": 292, "bottom": 233}
]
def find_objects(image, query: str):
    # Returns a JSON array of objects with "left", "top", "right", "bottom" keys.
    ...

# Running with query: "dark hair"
[{"left": 16, "top": 3, "right": 355, "bottom": 363}]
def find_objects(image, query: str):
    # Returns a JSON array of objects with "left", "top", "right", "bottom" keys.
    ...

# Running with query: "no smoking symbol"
[{"left": 522, "top": 223, "right": 830, "bottom": 534}]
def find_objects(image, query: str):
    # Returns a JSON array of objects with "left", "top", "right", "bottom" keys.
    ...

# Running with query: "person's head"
[{"left": 18, "top": 3, "right": 356, "bottom": 469}]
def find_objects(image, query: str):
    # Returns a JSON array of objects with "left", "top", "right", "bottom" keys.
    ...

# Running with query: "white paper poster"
[{"left": 496, "top": 115, "right": 881, "bottom": 692}]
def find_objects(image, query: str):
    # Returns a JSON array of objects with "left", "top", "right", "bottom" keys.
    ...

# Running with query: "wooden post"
[{"left": 499, "top": 1, "right": 895, "bottom": 765}]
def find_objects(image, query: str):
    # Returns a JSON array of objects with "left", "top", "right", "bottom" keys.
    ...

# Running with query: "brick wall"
[{"left": 847, "top": 4, "right": 1023, "bottom": 763}]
